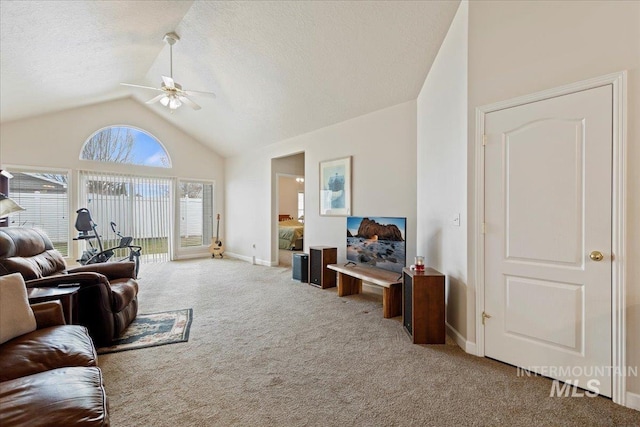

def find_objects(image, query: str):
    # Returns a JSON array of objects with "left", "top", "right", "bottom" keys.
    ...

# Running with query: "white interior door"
[{"left": 484, "top": 85, "right": 613, "bottom": 397}]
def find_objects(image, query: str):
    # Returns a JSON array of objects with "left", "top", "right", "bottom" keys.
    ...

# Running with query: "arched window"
[{"left": 80, "top": 126, "right": 171, "bottom": 168}]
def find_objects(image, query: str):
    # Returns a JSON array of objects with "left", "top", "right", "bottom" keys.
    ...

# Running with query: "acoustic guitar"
[{"left": 209, "top": 213, "right": 224, "bottom": 258}]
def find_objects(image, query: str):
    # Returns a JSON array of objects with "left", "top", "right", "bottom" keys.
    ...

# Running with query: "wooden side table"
[
  {"left": 327, "top": 263, "right": 402, "bottom": 318},
  {"left": 402, "top": 267, "right": 445, "bottom": 344},
  {"left": 28, "top": 285, "right": 80, "bottom": 325}
]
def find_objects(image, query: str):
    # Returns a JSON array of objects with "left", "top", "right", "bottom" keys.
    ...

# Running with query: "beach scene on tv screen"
[{"left": 347, "top": 216, "right": 406, "bottom": 273}]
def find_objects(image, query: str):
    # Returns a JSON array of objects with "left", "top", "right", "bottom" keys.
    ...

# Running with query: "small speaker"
[
  {"left": 292, "top": 253, "right": 308, "bottom": 283},
  {"left": 309, "top": 248, "right": 322, "bottom": 286},
  {"left": 308, "top": 246, "right": 337, "bottom": 288}
]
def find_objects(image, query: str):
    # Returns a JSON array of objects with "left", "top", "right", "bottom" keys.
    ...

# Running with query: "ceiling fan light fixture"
[
  {"left": 121, "top": 31, "right": 216, "bottom": 111},
  {"left": 169, "top": 96, "right": 182, "bottom": 110}
]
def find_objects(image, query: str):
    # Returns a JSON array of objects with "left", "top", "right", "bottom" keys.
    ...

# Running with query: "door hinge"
[
  {"left": 482, "top": 311, "right": 492, "bottom": 325},
  {"left": 482, "top": 134, "right": 487, "bottom": 146},
  {"left": 481, "top": 222, "right": 486, "bottom": 234}
]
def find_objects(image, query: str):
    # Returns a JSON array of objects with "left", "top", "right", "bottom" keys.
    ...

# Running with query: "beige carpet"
[
  {"left": 278, "top": 248, "right": 302, "bottom": 267},
  {"left": 98, "top": 258, "right": 638, "bottom": 426}
]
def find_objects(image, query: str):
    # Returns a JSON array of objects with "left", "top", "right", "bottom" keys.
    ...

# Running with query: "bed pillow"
[{"left": 0, "top": 273, "right": 37, "bottom": 344}]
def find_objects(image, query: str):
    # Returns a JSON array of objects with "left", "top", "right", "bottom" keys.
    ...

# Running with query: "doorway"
[
  {"left": 475, "top": 72, "right": 627, "bottom": 403},
  {"left": 272, "top": 152, "right": 305, "bottom": 267}
]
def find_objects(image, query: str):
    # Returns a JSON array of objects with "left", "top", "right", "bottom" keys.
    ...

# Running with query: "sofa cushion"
[
  {"left": 0, "top": 325, "right": 97, "bottom": 382},
  {"left": 0, "top": 273, "right": 37, "bottom": 344},
  {"left": 0, "top": 366, "right": 109, "bottom": 427},
  {"left": 0, "top": 227, "right": 67, "bottom": 279},
  {"left": 0, "top": 251, "right": 67, "bottom": 280},
  {"left": 0, "top": 227, "right": 53, "bottom": 257}
]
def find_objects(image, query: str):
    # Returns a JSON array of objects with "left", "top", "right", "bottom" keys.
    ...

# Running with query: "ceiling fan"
[{"left": 121, "top": 32, "right": 216, "bottom": 111}]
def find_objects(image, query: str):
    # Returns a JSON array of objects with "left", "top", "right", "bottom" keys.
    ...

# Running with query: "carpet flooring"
[
  {"left": 278, "top": 248, "right": 303, "bottom": 267},
  {"left": 98, "top": 258, "right": 639, "bottom": 426}
]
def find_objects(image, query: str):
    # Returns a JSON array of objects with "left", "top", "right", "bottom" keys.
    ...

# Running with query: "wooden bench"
[{"left": 327, "top": 264, "right": 402, "bottom": 318}]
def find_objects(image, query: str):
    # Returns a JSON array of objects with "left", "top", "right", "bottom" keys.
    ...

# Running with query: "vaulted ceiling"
[{"left": 0, "top": 1, "right": 460, "bottom": 157}]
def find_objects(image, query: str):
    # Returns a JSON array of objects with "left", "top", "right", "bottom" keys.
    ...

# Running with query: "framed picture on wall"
[{"left": 319, "top": 156, "right": 351, "bottom": 216}]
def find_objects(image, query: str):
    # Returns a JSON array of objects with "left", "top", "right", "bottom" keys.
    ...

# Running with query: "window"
[
  {"left": 297, "top": 192, "right": 305, "bottom": 222},
  {"left": 8, "top": 170, "right": 70, "bottom": 256},
  {"left": 179, "top": 181, "right": 214, "bottom": 248},
  {"left": 80, "top": 126, "right": 171, "bottom": 168},
  {"left": 78, "top": 171, "right": 172, "bottom": 263}
]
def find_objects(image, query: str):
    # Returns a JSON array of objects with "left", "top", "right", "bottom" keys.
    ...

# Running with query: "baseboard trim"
[
  {"left": 626, "top": 391, "right": 640, "bottom": 411},
  {"left": 466, "top": 340, "right": 477, "bottom": 356},
  {"left": 445, "top": 322, "right": 466, "bottom": 350},
  {"left": 224, "top": 252, "right": 272, "bottom": 266},
  {"left": 446, "top": 322, "right": 477, "bottom": 355},
  {"left": 175, "top": 253, "right": 211, "bottom": 260}
]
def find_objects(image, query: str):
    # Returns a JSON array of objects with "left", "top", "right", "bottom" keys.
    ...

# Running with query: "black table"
[{"left": 28, "top": 285, "right": 80, "bottom": 325}]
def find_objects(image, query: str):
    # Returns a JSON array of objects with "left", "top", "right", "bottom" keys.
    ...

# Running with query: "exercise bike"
[{"left": 74, "top": 208, "right": 142, "bottom": 277}]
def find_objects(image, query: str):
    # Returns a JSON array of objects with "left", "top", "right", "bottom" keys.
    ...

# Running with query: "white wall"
[
  {"left": 417, "top": 1, "right": 469, "bottom": 342},
  {"left": 278, "top": 176, "right": 303, "bottom": 219},
  {"left": 273, "top": 153, "right": 305, "bottom": 225},
  {"left": 226, "top": 101, "right": 417, "bottom": 267},
  {"left": 468, "top": 0, "right": 640, "bottom": 397},
  {"left": 0, "top": 97, "right": 225, "bottom": 259},
  {"left": 4, "top": 0, "right": 636, "bottom": 400},
  {"left": 272, "top": 153, "right": 305, "bottom": 178}
]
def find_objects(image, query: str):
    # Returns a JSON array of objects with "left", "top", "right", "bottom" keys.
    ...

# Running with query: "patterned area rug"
[{"left": 98, "top": 309, "right": 192, "bottom": 354}]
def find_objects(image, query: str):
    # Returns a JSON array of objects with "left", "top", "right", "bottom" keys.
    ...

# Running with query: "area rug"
[{"left": 98, "top": 309, "right": 192, "bottom": 354}]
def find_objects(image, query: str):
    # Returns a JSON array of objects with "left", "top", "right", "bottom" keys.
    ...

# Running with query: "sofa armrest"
[
  {"left": 26, "top": 273, "right": 114, "bottom": 315},
  {"left": 26, "top": 272, "right": 111, "bottom": 289},
  {"left": 31, "top": 301, "right": 66, "bottom": 328},
  {"left": 68, "top": 261, "right": 136, "bottom": 280}
]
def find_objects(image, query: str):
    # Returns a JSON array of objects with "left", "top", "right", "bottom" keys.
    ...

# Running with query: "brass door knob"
[{"left": 589, "top": 251, "right": 604, "bottom": 262}]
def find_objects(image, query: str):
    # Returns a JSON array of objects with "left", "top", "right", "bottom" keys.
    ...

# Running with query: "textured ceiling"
[{"left": 1, "top": 1, "right": 460, "bottom": 157}]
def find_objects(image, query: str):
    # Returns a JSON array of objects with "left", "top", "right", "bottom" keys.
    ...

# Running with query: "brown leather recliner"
[
  {"left": 0, "top": 301, "right": 110, "bottom": 426},
  {"left": 0, "top": 227, "right": 138, "bottom": 346}
]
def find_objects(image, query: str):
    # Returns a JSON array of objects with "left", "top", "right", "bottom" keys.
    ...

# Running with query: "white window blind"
[
  {"left": 8, "top": 170, "right": 70, "bottom": 256},
  {"left": 297, "top": 192, "right": 305, "bottom": 222},
  {"left": 78, "top": 171, "right": 172, "bottom": 263},
  {"left": 179, "top": 180, "right": 214, "bottom": 248}
]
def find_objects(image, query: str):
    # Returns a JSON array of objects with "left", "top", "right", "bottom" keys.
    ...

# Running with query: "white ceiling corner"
[{"left": 1, "top": 0, "right": 460, "bottom": 157}]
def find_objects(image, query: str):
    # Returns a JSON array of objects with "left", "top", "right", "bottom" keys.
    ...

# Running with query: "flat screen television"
[{"left": 346, "top": 216, "right": 406, "bottom": 274}]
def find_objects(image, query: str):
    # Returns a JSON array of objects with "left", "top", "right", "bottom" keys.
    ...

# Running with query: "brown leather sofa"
[
  {"left": 0, "top": 227, "right": 138, "bottom": 346},
  {"left": 0, "top": 301, "right": 109, "bottom": 426}
]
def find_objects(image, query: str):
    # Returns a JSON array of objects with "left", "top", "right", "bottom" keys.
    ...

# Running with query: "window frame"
[
  {"left": 297, "top": 191, "right": 305, "bottom": 222},
  {"left": 79, "top": 125, "right": 172, "bottom": 168},
  {"left": 78, "top": 170, "right": 174, "bottom": 264},
  {"left": 174, "top": 178, "right": 216, "bottom": 258},
  {"left": 4, "top": 164, "right": 72, "bottom": 260}
]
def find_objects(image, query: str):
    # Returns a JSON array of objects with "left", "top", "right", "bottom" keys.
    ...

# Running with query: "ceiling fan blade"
[
  {"left": 162, "top": 76, "right": 175, "bottom": 89},
  {"left": 184, "top": 89, "right": 216, "bottom": 98},
  {"left": 178, "top": 95, "right": 201, "bottom": 111},
  {"left": 146, "top": 94, "right": 167, "bottom": 105},
  {"left": 121, "top": 83, "right": 163, "bottom": 92}
]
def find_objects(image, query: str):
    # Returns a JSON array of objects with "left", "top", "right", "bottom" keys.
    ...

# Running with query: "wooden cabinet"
[
  {"left": 402, "top": 267, "right": 445, "bottom": 344},
  {"left": 309, "top": 246, "right": 337, "bottom": 289}
]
